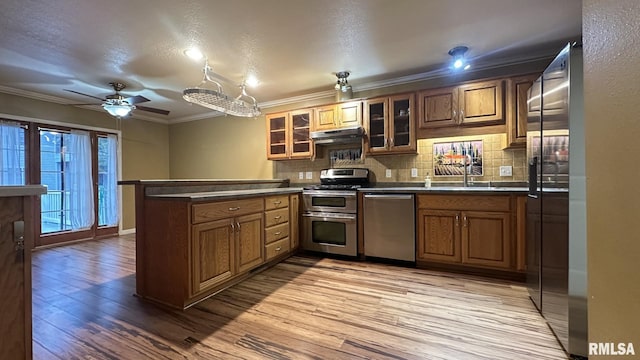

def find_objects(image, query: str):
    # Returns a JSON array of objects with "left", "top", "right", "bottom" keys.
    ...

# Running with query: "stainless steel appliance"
[
  {"left": 301, "top": 168, "right": 369, "bottom": 256},
  {"left": 363, "top": 193, "right": 415, "bottom": 262},
  {"left": 309, "top": 126, "right": 364, "bottom": 145},
  {"left": 526, "top": 43, "right": 587, "bottom": 358}
]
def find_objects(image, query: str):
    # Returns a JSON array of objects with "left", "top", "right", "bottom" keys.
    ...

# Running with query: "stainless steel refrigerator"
[{"left": 526, "top": 43, "right": 587, "bottom": 358}]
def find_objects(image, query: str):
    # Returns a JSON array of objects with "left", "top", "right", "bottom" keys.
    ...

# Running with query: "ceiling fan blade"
[
  {"left": 64, "top": 89, "right": 106, "bottom": 101},
  {"left": 124, "top": 95, "right": 150, "bottom": 105},
  {"left": 136, "top": 105, "right": 170, "bottom": 116}
]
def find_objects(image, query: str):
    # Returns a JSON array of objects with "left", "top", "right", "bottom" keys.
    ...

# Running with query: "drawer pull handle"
[
  {"left": 273, "top": 200, "right": 282, "bottom": 205},
  {"left": 275, "top": 247, "right": 282, "bottom": 251},
  {"left": 229, "top": 207, "right": 240, "bottom": 211},
  {"left": 274, "top": 231, "right": 282, "bottom": 236},
  {"left": 274, "top": 215, "right": 282, "bottom": 220}
]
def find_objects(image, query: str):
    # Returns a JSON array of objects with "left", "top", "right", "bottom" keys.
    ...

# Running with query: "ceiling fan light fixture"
[
  {"left": 102, "top": 100, "right": 135, "bottom": 117},
  {"left": 448, "top": 46, "right": 470, "bottom": 71},
  {"left": 184, "top": 47, "right": 204, "bottom": 61}
]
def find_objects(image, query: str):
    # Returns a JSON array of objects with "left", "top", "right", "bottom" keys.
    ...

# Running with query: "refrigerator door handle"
[{"left": 528, "top": 156, "right": 538, "bottom": 198}]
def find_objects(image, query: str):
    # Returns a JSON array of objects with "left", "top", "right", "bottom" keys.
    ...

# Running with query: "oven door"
[
  {"left": 302, "top": 190, "right": 357, "bottom": 213},
  {"left": 302, "top": 211, "right": 357, "bottom": 256}
]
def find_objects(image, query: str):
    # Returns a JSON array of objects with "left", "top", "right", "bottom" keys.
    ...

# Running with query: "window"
[{"left": 0, "top": 121, "right": 26, "bottom": 185}]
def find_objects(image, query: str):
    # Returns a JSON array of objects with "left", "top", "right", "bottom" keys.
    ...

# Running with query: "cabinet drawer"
[
  {"left": 265, "top": 195, "right": 289, "bottom": 210},
  {"left": 265, "top": 237, "right": 290, "bottom": 261},
  {"left": 418, "top": 194, "right": 510, "bottom": 212},
  {"left": 192, "top": 198, "right": 264, "bottom": 224},
  {"left": 265, "top": 222, "right": 289, "bottom": 244},
  {"left": 265, "top": 207, "right": 289, "bottom": 227}
]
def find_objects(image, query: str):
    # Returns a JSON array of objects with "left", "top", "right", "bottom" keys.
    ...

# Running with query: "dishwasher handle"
[{"left": 363, "top": 194, "right": 414, "bottom": 200}]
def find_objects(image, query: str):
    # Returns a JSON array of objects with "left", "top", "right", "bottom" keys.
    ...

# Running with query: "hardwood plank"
[{"left": 32, "top": 235, "right": 568, "bottom": 360}]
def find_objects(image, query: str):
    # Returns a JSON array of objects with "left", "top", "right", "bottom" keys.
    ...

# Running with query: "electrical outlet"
[
  {"left": 411, "top": 168, "right": 418, "bottom": 178},
  {"left": 305, "top": 171, "right": 313, "bottom": 180},
  {"left": 298, "top": 172, "right": 304, "bottom": 180},
  {"left": 500, "top": 166, "right": 513, "bottom": 176},
  {"left": 385, "top": 169, "right": 392, "bottom": 178}
]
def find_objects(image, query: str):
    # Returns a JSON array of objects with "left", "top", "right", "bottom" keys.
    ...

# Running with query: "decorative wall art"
[{"left": 433, "top": 140, "right": 483, "bottom": 176}]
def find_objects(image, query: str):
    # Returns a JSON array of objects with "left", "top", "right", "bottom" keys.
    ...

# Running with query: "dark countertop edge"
[
  {"left": 147, "top": 187, "right": 304, "bottom": 201},
  {"left": 118, "top": 179, "right": 289, "bottom": 186},
  {"left": 358, "top": 187, "right": 530, "bottom": 194},
  {"left": 0, "top": 185, "right": 48, "bottom": 197}
]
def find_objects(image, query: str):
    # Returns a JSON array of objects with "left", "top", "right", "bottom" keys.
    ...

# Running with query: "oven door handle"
[{"left": 302, "top": 212, "right": 357, "bottom": 222}]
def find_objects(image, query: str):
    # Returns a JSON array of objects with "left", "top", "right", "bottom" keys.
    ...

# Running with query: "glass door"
[
  {"left": 36, "top": 126, "right": 119, "bottom": 246},
  {"left": 40, "top": 129, "right": 94, "bottom": 235}
]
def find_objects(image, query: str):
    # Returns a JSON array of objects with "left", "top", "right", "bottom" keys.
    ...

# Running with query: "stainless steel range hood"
[{"left": 310, "top": 126, "right": 364, "bottom": 145}]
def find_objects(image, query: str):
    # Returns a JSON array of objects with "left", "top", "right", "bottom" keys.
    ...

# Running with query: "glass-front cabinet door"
[
  {"left": 266, "top": 112, "right": 289, "bottom": 160},
  {"left": 364, "top": 93, "right": 416, "bottom": 154},
  {"left": 289, "top": 109, "right": 313, "bottom": 159},
  {"left": 364, "top": 98, "right": 388, "bottom": 153},
  {"left": 388, "top": 93, "right": 416, "bottom": 153},
  {"left": 266, "top": 110, "right": 314, "bottom": 160}
]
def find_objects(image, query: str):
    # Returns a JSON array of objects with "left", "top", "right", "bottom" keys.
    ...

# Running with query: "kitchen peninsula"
[{"left": 119, "top": 179, "right": 302, "bottom": 309}]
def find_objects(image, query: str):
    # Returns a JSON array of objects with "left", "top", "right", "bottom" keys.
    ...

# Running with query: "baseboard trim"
[{"left": 119, "top": 228, "right": 136, "bottom": 235}]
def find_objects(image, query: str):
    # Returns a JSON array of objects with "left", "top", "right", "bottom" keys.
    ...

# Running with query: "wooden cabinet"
[
  {"left": 290, "top": 194, "right": 300, "bottom": 250},
  {"left": 191, "top": 218, "right": 236, "bottom": 293},
  {"left": 264, "top": 195, "right": 291, "bottom": 261},
  {"left": 418, "top": 79, "right": 504, "bottom": 129},
  {"left": 506, "top": 74, "right": 538, "bottom": 148},
  {"left": 364, "top": 93, "right": 416, "bottom": 154},
  {"left": 417, "top": 194, "right": 513, "bottom": 271},
  {"left": 136, "top": 192, "right": 303, "bottom": 308},
  {"left": 461, "top": 211, "right": 511, "bottom": 268},
  {"left": 266, "top": 109, "right": 313, "bottom": 160},
  {"left": 0, "top": 189, "right": 43, "bottom": 360},
  {"left": 313, "top": 101, "right": 362, "bottom": 130},
  {"left": 191, "top": 199, "right": 264, "bottom": 295}
]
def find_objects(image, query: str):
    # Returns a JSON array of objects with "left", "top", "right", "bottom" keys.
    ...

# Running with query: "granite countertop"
[
  {"left": 147, "top": 187, "right": 304, "bottom": 201},
  {"left": 0, "top": 185, "right": 47, "bottom": 197}
]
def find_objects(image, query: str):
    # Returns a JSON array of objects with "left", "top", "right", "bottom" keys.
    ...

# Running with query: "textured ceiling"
[{"left": 0, "top": 0, "right": 581, "bottom": 123}]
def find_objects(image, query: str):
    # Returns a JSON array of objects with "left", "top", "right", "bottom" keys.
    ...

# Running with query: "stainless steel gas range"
[{"left": 301, "top": 168, "right": 369, "bottom": 257}]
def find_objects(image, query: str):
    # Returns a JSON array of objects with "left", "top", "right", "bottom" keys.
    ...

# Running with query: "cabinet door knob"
[
  {"left": 230, "top": 223, "right": 235, "bottom": 232},
  {"left": 463, "top": 215, "right": 468, "bottom": 227},
  {"left": 236, "top": 222, "right": 241, "bottom": 230},
  {"left": 455, "top": 215, "right": 460, "bottom": 227}
]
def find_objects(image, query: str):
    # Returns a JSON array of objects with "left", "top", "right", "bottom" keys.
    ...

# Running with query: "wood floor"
[{"left": 32, "top": 235, "right": 567, "bottom": 360}]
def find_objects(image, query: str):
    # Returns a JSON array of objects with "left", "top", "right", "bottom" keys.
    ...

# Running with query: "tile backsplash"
[{"left": 274, "top": 133, "right": 526, "bottom": 184}]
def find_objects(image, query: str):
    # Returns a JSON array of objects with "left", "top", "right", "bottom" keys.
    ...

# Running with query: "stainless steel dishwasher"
[{"left": 363, "top": 193, "right": 415, "bottom": 262}]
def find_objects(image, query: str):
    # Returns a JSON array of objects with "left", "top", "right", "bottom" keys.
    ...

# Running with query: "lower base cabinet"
[
  {"left": 417, "top": 194, "right": 517, "bottom": 273},
  {"left": 140, "top": 193, "right": 297, "bottom": 309}
]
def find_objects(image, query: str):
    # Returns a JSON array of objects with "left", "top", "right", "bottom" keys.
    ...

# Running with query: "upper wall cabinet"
[
  {"left": 313, "top": 101, "right": 362, "bottom": 131},
  {"left": 266, "top": 109, "right": 313, "bottom": 160},
  {"left": 506, "top": 74, "right": 538, "bottom": 148},
  {"left": 364, "top": 93, "right": 416, "bottom": 154},
  {"left": 418, "top": 79, "right": 505, "bottom": 129}
]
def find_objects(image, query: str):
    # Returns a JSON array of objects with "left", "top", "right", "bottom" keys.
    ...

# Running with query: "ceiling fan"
[{"left": 65, "top": 82, "right": 170, "bottom": 117}]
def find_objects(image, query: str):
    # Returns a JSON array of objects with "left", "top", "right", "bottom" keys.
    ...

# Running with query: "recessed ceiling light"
[
  {"left": 245, "top": 74, "right": 260, "bottom": 87},
  {"left": 184, "top": 47, "right": 204, "bottom": 61}
]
